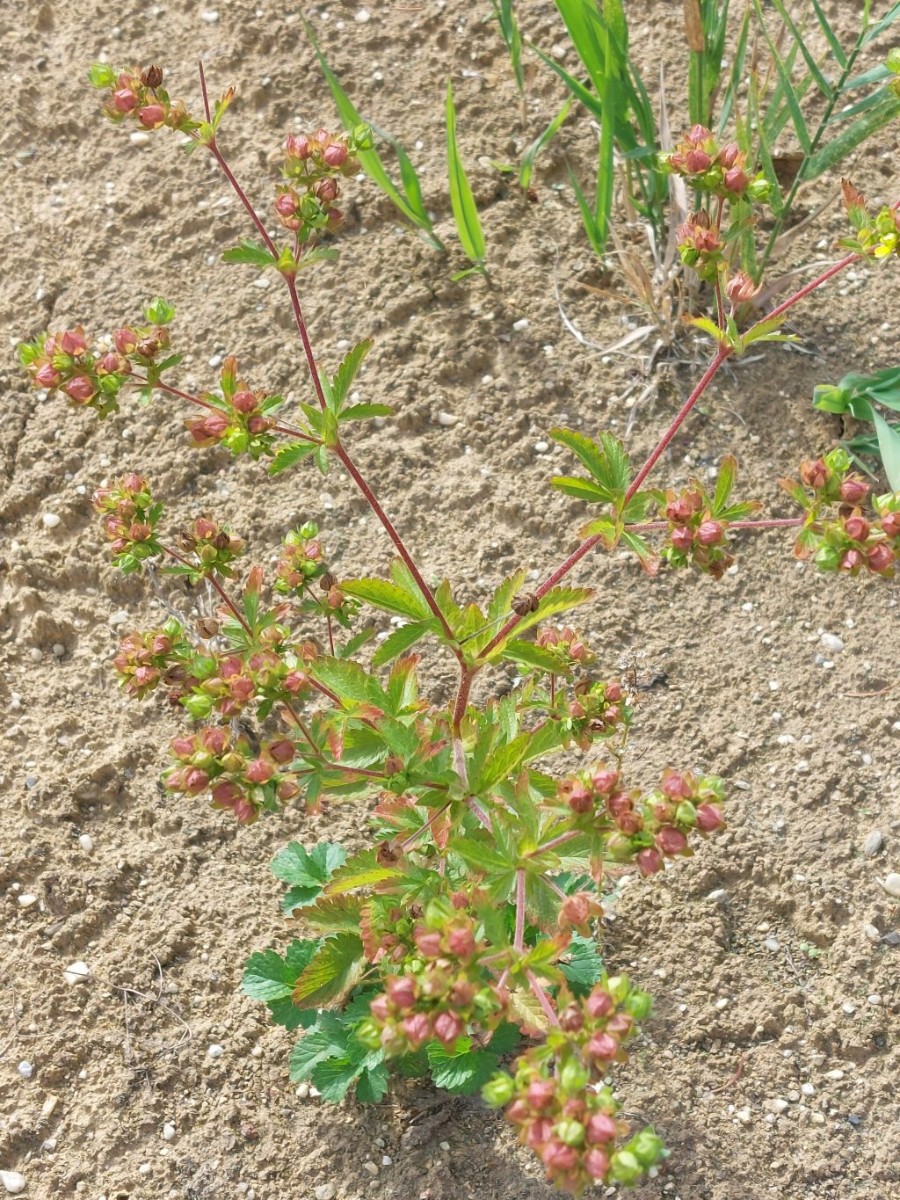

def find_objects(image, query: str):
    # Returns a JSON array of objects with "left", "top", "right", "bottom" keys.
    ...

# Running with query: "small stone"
[
  {"left": 811, "top": 1112, "right": 825, "bottom": 1125},
  {"left": 129, "top": 130, "right": 151, "bottom": 146},
  {"left": 362, "top": 1161, "right": 379, "bottom": 1177},
  {"left": 17, "top": 894, "right": 38, "bottom": 908},
  {"left": 841, "top": 1002, "right": 856, "bottom": 1015},
  {"left": 863, "top": 830, "right": 884, "bottom": 857},
  {"left": 41, "top": 512, "right": 61, "bottom": 529},
  {"left": 381, "top": 1155, "right": 392, "bottom": 1166},
  {"left": 867, "top": 994, "right": 882, "bottom": 1005},
  {"left": 847, "top": 1114, "right": 862, "bottom": 1126},
  {"left": 707, "top": 889, "right": 728, "bottom": 903},
  {"left": 51, "top": 643, "right": 65, "bottom": 658},
  {"left": 138, "top": 1163, "right": 151, "bottom": 1176},
  {"left": 200, "top": 9, "right": 219, "bottom": 22},
  {"left": 735, "top": 1107, "right": 752, "bottom": 1125},
  {"left": 801, "top": 1083, "right": 815, "bottom": 1096},
  {"left": 882, "top": 931, "right": 900, "bottom": 947},
  {"left": 512, "top": 318, "right": 529, "bottom": 331},
  {"left": 109, "top": 609, "right": 130, "bottom": 626},
  {"left": 162, "top": 1122, "right": 175, "bottom": 1140},
  {"left": 78, "top": 834, "right": 94, "bottom": 852},
  {"left": 825, "top": 1070, "right": 845, "bottom": 1081},
  {"left": 439, "top": 1141, "right": 450, "bottom": 1151},
  {"left": 355, "top": 7, "right": 371, "bottom": 21},
  {"left": 864, "top": 923, "right": 881, "bottom": 942},
  {"left": 28, "top": 648, "right": 42, "bottom": 663},
  {"left": 770, "top": 1099, "right": 789, "bottom": 1113},
  {"left": 295, "top": 1081, "right": 310, "bottom": 1099},
  {"left": 764, "top": 937, "right": 781, "bottom": 952},
  {"left": 533, "top": 440, "right": 549, "bottom": 453},
  {"left": 819, "top": 632, "right": 844, "bottom": 654},
  {"left": 17, "top": 1061, "right": 34, "bottom": 1079},
  {"left": 207, "top": 1043, "right": 224, "bottom": 1059},
  {"left": 63, "top": 961, "right": 90, "bottom": 984},
  {"left": 715, "top": 997, "right": 729, "bottom": 1011},
  {"left": 879, "top": 872, "right": 900, "bottom": 898},
  {"left": 787, "top": 1090, "right": 801, "bottom": 1103},
  {"left": 435, "top": 411, "right": 458, "bottom": 426},
  {"left": 314, "top": 1187, "right": 335, "bottom": 1200},
  {"left": 0, "top": 1173, "right": 26, "bottom": 1196}
]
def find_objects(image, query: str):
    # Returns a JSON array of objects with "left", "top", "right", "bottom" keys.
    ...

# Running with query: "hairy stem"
[
  {"left": 530, "top": 830, "right": 580, "bottom": 858},
  {"left": 514, "top": 869, "right": 526, "bottom": 952},
  {"left": 400, "top": 801, "right": 453, "bottom": 851},
  {"left": 160, "top": 545, "right": 250, "bottom": 635},
  {"left": 526, "top": 969, "right": 560, "bottom": 1027}
]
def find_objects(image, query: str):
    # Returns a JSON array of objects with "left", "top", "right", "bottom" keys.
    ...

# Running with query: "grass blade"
[
  {"left": 752, "top": 0, "right": 812, "bottom": 152},
  {"left": 445, "top": 81, "right": 486, "bottom": 267},
  {"left": 872, "top": 408, "right": 900, "bottom": 491},
  {"left": 568, "top": 167, "right": 605, "bottom": 256},
  {"left": 861, "top": 1, "right": 900, "bottom": 47},
  {"left": 519, "top": 97, "right": 572, "bottom": 189},
  {"left": 491, "top": 1, "right": 525, "bottom": 93},
  {"left": 810, "top": 0, "right": 848, "bottom": 65},
  {"left": 768, "top": 0, "right": 832, "bottom": 99},
  {"left": 801, "top": 91, "right": 900, "bottom": 179}
]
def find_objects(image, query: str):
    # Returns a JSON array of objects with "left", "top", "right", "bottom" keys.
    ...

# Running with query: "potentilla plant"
[{"left": 19, "top": 66, "right": 900, "bottom": 1194}]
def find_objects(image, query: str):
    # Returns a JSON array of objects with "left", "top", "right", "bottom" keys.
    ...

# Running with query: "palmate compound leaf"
[
  {"left": 270, "top": 841, "right": 347, "bottom": 914},
  {"left": 426, "top": 1038, "right": 501, "bottom": 1095},
  {"left": 242, "top": 938, "right": 321, "bottom": 1002},
  {"left": 550, "top": 428, "right": 632, "bottom": 500}
]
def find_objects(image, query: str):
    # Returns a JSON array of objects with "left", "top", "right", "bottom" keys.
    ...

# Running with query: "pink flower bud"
[
  {"left": 211, "top": 780, "right": 242, "bottom": 808},
  {"left": 245, "top": 759, "right": 274, "bottom": 784},
  {"left": 138, "top": 104, "right": 166, "bottom": 128},
  {"left": 685, "top": 148, "right": 712, "bottom": 173},
  {"left": 201, "top": 726, "right": 229, "bottom": 755},
  {"left": 617, "top": 811, "right": 643, "bottom": 835},
  {"left": 414, "top": 929, "right": 443, "bottom": 959},
  {"left": 527, "top": 1079, "right": 556, "bottom": 1111},
  {"left": 720, "top": 142, "right": 740, "bottom": 168},
  {"left": 60, "top": 329, "right": 88, "bottom": 355},
  {"left": 724, "top": 166, "right": 749, "bottom": 193},
  {"left": 607, "top": 1013, "right": 633, "bottom": 1036},
  {"left": 541, "top": 1140, "right": 578, "bottom": 1171},
  {"left": 232, "top": 390, "right": 257, "bottom": 414},
  {"left": 697, "top": 519, "right": 724, "bottom": 546},
  {"left": 662, "top": 771, "right": 693, "bottom": 799},
  {"left": 843, "top": 514, "right": 869, "bottom": 542},
  {"left": 586, "top": 1032, "right": 618, "bottom": 1061},
  {"left": 183, "top": 768, "right": 210, "bottom": 795},
  {"left": 636, "top": 847, "right": 663, "bottom": 876},
  {"left": 97, "top": 352, "right": 122, "bottom": 375},
  {"left": 275, "top": 779, "right": 301, "bottom": 802},
  {"left": 401, "top": 1012, "right": 432, "bottom": 1047},
  {"left": 447, "top": 926, "right": 476, "bottom": 958},
  {"left": 839, "top": 548, "right": 864, "bottom": 573},
  {"left": 558, "top": 1004, "right": 584, "bottom": 1032},
  {"left": 433, "top": 1011, "right": 464, "bottom": 1045},
  {"left": 203, "top": 412, "right": 230, "bottom": 439},
  {"left": 800, "top": 459, "right": 828, "bottom": 489},
  {"left": 591, "top": 768, "right": 618, "bottom": 794},
  {"left": 666, "top": 496, "right": 693, "bottom": 522},
  {"left": 656, "top": 826, "right": 689, "bottom": 855},
  {"left": 113, "top": 88, "right": 139, "bottom": 112},
  {"left": 585, "top": 1112, "right": 618, "bottom": 1144},
  {"left": 323, "top": 141, "right": 348, "bottom": 167},
  {"left": 506, "top": 1099, "right": 530, "bottom": 1125},
  {"left": 607, "top": 792, "right": 632, "bottom": 819},
  {"left": 114, "top": 328, "right": 138, "bottom": 354},
  {"left": 34, "top": 363, "right": 61, "bottom": 388},
  {"left": 670, "top": 525, "right": 694, "bottom": 551},
  {"left": 725, "top": 270, "right": 760, "bottom": 306},
  {"left": 585, "top": 988, "right": 614, "bottom": 1020},
  {"left": 63, "top": 375, "right": 95, "bottom": 402},
  {"left": 385, "top": 975, "right": 418, "bottom": 1010},
  {"left": 267, "top": 739, "right": 294, "bottom": 764},
  {"left": 247, "top": 415, "right": 269, "bottom": 434},
  {"left": 275, "top": 192, "right": 298, "bottom": 218},
  {"left": 369, "top": 994, "right": 390, "bottom": 1022},
  {"left": 879, "top": 511, "right": 900, "bottom": 538},
  {"left": 867, "top": 542, "right": 894, "bottom": 573},
  {"left": 696, "top": 803, "right": 725, "bottom": 832},
  {"left": 561, "top": 894, "right": 591, "bottom": 926},
  {"left": 584, "top": 1148, "right": 612, "bottom": 1179},
  {"left": 526, "top": 1117, "right": 554, "bottom": 1148},
  {"left": 688, "top": 123, "right": 711, "bottom": 145},
  {"left": 171, "top": 735, "right": 196, "bottom": 759},
  {"left": 567, "top": 783, "right": 594, "bottom": 814},
  {"left": 128, "top": 522, "right": 152, "bottom": 541},
  {"left": 284, "top": 133, "right": 310, "bottom": 159},
  {"left": 839, "top": 478, "right": 870, "bottom": 504},
  {"left": 604, "top": 681, "right": 623, "bottom": 702},
  {"left": 233, "top": 796, "right": 257, "bottom": 824},
  {"left": 314, "top": 177, "right": 339, "bottom": 204}
]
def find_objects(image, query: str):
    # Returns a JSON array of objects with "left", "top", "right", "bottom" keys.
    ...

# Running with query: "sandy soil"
[{"left": 1, "top": 2, "right": 898, "bottom": 1199}]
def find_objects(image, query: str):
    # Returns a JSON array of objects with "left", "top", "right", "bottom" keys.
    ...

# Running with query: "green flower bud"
[
  {"left": 299, "top": 520, "right": 318, "bottom": 538},
  {"left": 624, "top": 990, "right": 653, "bottom": 1021},
  {"left": 609, "top": 1149, "right": 644, "bottom": 1185},
  {"left": 354, "top": 1018, "right": 383, "bottom": 1050},
  {"left": 482, "top": 1073, "right": 516, "bottom": 1107},
  {"left": 183, "top": 693, "right": 213, "bottom": 719},
  {"left": 606, "top": 974, "right": 630, "bottom": 1004},
  {"left": 629, "top": 1129, "right": 666, "bottom": 1167},
  {"left": 675, "top": 800, "right": 698, "bottom": 826},
  {"left": 555, "top": 1118, "right": 586, "bottom": 1148},
  {"left": 887, "top": 47, "right": 900, "bottom": 73},
  {"left": 560, "top": 1059, "right": 590, "bottom": 1093},
  {"left": 746, "top": 176, "right": 773, "bottom": 203}
]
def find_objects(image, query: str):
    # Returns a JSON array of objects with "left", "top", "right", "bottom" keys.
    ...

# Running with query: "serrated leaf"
[
  {"left": 507, "top": 986, "right": 549, "bottom": 1035},
  {"left": 269, "top": 440, "right": 319, "bottom": 475},
  {"left": 289, "top": 1012, "right": 348, "bottom": 1080},
  {"left": 324, "top": 849, "right": 406, "bottom": 896},
  {"left": 242, "top": 939, "right": 321, "bottom": 1001},
  {"left": 312, "top": 656, "right": 388, "bottom": 707},
  {"left": 267, "top": 996, "right": 319, "bottom": 1031},
  {"left": 500, "top": 640, "right": 563, "bottom": 675},
  {"left": 580, "top": 515, "right": 620, "bottom": 545},
  {"left": 486, "top": 1022, "right": 522, "bottom": 1055},
  {"left": 452, "top": 835, "right": 516, "bottom": 878},
  {"left": 427, "top": 1040, "right": 498, "bottom": 1094},
  {"left": 712, "top": 455, "right": 738, "bottom": 514},
  {"left": 222, "top": 239, "right": 277, "bottom": 268},
  {"left": 550, "top": 429, "right": 620, "bottom": 499},
  {"left": 341, "top": 578, "right": 432, "bottom": 620},
  {"left": 271, "top": 841, "right": 347, "bottom": 887},
  {"left": 372, "top": 621, "right": 431, "bottom": 667},
  {"left": 291, "top": 933, "right": 365, "bottom": 1007},
  {"left": 558, "top": 933, "right": 604, "bottom": 995},
  {"left": 330, "top": 338, "right": 374, "bottom": 412},
  {"left": 551, "top": 475, "right": 613, "bottom": 503},
  {"left": 354, "top": 1061, "right": 390, "bottom": 1103},
  {"left": 340, "top": 403, "right": 393, "bottom": 421},
  {"left": 619, "top": 529, "right": 657, "bottom": 574},
  {"left": 303, "top": 895, "right": 364, "bottom": 932},
  {"left": 511, "top": 587, "right": 593, "bottom": 639}
]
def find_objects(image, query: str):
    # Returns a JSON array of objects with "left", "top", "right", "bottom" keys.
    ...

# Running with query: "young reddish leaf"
[{"left": 290, "top": 932, "right": 365, "bottom": 1007}]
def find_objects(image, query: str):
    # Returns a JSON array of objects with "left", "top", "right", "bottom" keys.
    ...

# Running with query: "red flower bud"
[
  {"left": 276, "top": 779, "right": 300, "bottom": 802},
  {"left": 800, "top": 459, "right": 828, "bottom": 489},
  {"left": 561, "top": 893, "right": 592, "bottom": 927},
  {"left": 183, "top": 768, "right": 209, "bottom": 795},
  {"left": 233, "top": 796, "right": 257, "bottom": 824},
  {"left": 839, "top": 548, "right": 864, "bottom": 573},
  {"left": 695, "top": 803, "right": 725, "bottom": 832},
  {"left": 685, "top": 148, "right": 712, "bottom": 172},
  {"left": 636, "top": 847, "right": 663, "bottom": 876},
  {"left": 385, "top": 975, "right": 417, "bottom": 1010},
  {"left": 232, "top": 390, "right": 258, "bottom": 414},
  {"left": 867, "top": 542, "right": 894, "bottom": 573},
  {"left": 662, "top": 771, "right": 693, "bottom": 799},
  {"left": 267, "top": 739, "right": 294, "bottom": 764},
  {"left": 607, "top": 1012, "right": 633, "bottom": 1036},
  {"left": 720, "top": 142, "right": 740, "bottom": 168},
  {"left": 414, "top": 929, "right": 443, "bottom": 959},
  {"left": 584, "top": 1148, "right": 612, "bottom": 1179},
  {"left": 527, "top": 1079, "right": 556, "bottom": 1111},
  {"left": 284, "top": 133, "right": 310, "bottom": 159},
  {"left": 656, "top": 826, "right": 689, "bottom": 855},
  {"left": 541, "top": 1140, "right": 578, "bottom": 1171},
  {"left": 433, "top": 1011, "right": 464, "bottom": 1045},
  {"left": 447, "top": 926, "right": 476, "bottom": 958},
  {"left": 724, "top": 166, "right": 748, "bottom": 193},
  {"left": 586, "top": 1032, "right": 618, "bottom": 1060},
  {"left": 585, "top": 988, "right": 614, "bottom": 1019},
  {"left": 604, "top": 682, "right": 623, "bottom": 703},
  {"left": 314, "top": 177, "right": 339, "bottom": 204},
  {"left": 401, "top": 1012, "right": 432, "bottom": 1048},
  {"left": 323, "top": 141, "right": 348, "bottom": 167},
  {"left": 697, "top": 519, "right": 724, "bottom": 546},
  {"left": 369, "top": 994, "right": 390, "bottom": 1022},
  {"left": 585, "top": 1112, "right": 618, "bottom": 1144},
  {"left": 880, "top": 511, "right": 900, "bottom": 538},
  {"left": 211, "top": 780, "right": 242, "bottom": 808},
  {"left": 60, "top": 329, "right": 88, "bottom": 355},
  {"left": 591, "top": 768, "right": 618, "bottom": 793},
  {"left": 526, "top": 1117, "right": 554, "bottom": 1149},
  {"left": 843, "top": 514, "right": 869, "bottom": 542},
  {"left": 245, "top": 759, "right": 274, "bottom": 784},
  {"left": 171, "top": 735, "right": 196, "bottom": 759},
  {"left": 567, "top": 782, "right": 593, "bottom": 814},
  {"left": 34, "top": 363, "right": 61, "bottom": 388},
  {"left": 670, "top": 525, "right": 694, "bottom": 551},
  {"left": 64, "top": 375, "right": 96, "bottom": 402},
  {"left": 138, "top": 104, "right": 166, "bottom": 128},
  {"left": 688, "top": 123, "right": 711, "bottom": 145},
  {"left": 558, "top": 1004, "right": 584, "bottom": 1032},
  {"left": 839, "top": 478, "right": 870, "bottom": 504},
  {"left": 113, "top": 88, "right": 139, "bottom": 112},
  {"left": 666, "top": 496, "right": 693, "bottom": 522},
  {"left": 114, "top": 328, "right": 138, "bottom": 354}
]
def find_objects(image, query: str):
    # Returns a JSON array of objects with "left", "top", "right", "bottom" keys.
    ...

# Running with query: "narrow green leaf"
[
  {"left": 567, "top": 166, "right": 605, "bottom": 256},
  {"left": 810, "top": 0, "right": 847, "bottom": 65},
  {"left": 372, "top": 621, "right": 431, "bottom": 667},
  {"left": 712, "top": 454, "right": 737, "bottom": 513},
  {"left": 446, "top": 80, "right": 486, "bottom": 265},
  {"left": 519, "top": 98, "right": 572, "bottom": 189},
  {"left": 549, "top": 429, "right": 617, "bottom": 498},
  {"left": 324, "top": 849, "right": 406, "bottom": 896},
  {"left": 801, "top": 91, "right": 900, "bottom": 179},
  {"left": 340, "top": 403, "right": 393, "bottom": 421},
  {"left": 767, "top": 0, "right": 833, "bottom": 99},
  {"left": 551, "top": 475, "right": 612, "bottom": 503},
  {"left": 501, "top": 640, "right": 564, "bottom": 674},
  {"left": 872, "top": 408, "right": 900, "bottom": 490},
  {"left": 269, "top": 441, "right": 319, "bottom": 475},
  {"left": 331, "top": 338, "right": 374, "bottom": 412},
  {"left": 860, "top": 1, "right": 900, "bottom": 47}
]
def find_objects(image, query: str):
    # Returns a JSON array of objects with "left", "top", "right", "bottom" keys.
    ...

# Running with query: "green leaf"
[
  {"left": 712, "top": 454, "right": 737, "bottom": 514},
  {"left": 810, "top": 0, "right": 847, "bottom": 65},
  {"left": 242, "top": 939, "right": 320, "bottom": 1001},
  {"left": 354, "top": 1061, "right": 390, "bottom": 1103},
  {"left": 801, "top": 91, "right": 900, "bottom": 180},
  {"left": 342, "top": 578, "right": 433, "bottom": 620},
  {"left": 222, "top": 239, "right": 278, "bottom": 269},
  {"left": 291, "top": 933, "right": 365, "bottom": 1008},
  {"left": 551, "top": 475, "right": 613, "bottom": 503},
  {"left": 330, "top": 338, "right": 374, "bottom": 413},
  {"left": 144, "top": 297, "right": 175, "bottom": 325},
  {"left": 512, "top": 586, "right": 594, "bottom": 639},
  {"left": 486, "top": 1021, "right": 521, "bottom": 1055},
  {"left": 812, "top": 384, "right": 851, "bottom": 414},
  {"left": 500, "top": 640, "right": 563, "bottom": 675},
  {"left": 452, "top": 835, "right": 516, "bottom": 879},
  {"left": 309, "top": 1055, "right": 361, "bottom": 1102},
  {"left": 271, "top": 841, "right": 347, "bottom": 887},
  {"left": 446, "top": 80, "right": 486, "bottom": 265},
  {"left": 269, "top": 440, "right": 319, "bottom": 475},
  {"left": 558, "top": 933, "right": 604, "bottom": 995},
  {"left": 550, "top": 429, "right": 631, "bottom": 498},
  {"left": 340, "top": 403, "right": 393, "bottom": 421},
  {"left": 872, "top": 407, "right": 900, "bottom": 490},
  {"left": 88, "top": 63, "right": 117, "bottom": 88},
  {"left": 427, "top": 1040, "right": 498, "bottom": 1094},
  {"left": 519, "top": 98, "right": 572, "bottom": 189},
  {"left": 372, "top": 620, "right": 432, "bottom": 667},
  {"left": 289, "top": 1012, "right": 348, "bottom": 1080},
  {"left": 324, "top": 849, "right": 406, "bottom": 896}
]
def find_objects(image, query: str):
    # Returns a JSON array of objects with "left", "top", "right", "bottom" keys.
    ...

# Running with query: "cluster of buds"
[
  {"left": 185, "top": 356, "right": 282, "bottom": 460},
  {"left": 91, "top": 63, "right": 197, "bottom": 136},
  {"left": 660, "top": 486, "right": 736, "bottom": 578},
  {"left": 554, "top": 767, "right": 725, "bottom": 874},
  {"left": 483, "top": 978, "right": 665, "bottom": 1190},
  {"left": 91, "top": 473, "right": 163, "bottom": 570},
  {"left": 357, "top": 906, "right": 508, "bottom": 1056},
  {"left": 165, "top": 726, "right": 300, "bottom": 823},
  {"left": 557, "top": 679, "right": 630, "bottom": 750},
  {"left": 676, "top": 210, "right": 724, "bottom": 283},
  {"left": 534, "top": 626, "right": 596, "bottom": 672},
  {"left": 172, "top": 515, "right": 245, "bottom": 580},
  {"left": 19, "top": 303, "right": 177, "bottom": 419},
  {"left": 273, "top": 523, "right": 358, "bottom": 625},
  {"left": 113, "top": 618, "right": 192, "bottom": 698},
  {"left": 661, "top": 125, "right": 771, "bottom": 203},
  {"left": 275, "top": 126, "right": 368, "bottom": 239},
  {"left": 841, "top": 179, "right": 900, "bottom": 261},
  {"left": 783, "top": 451, "right": 898, "bottom": 576},
  {"left": 180, "top": 637, "right": 316, "bottom": 720}
]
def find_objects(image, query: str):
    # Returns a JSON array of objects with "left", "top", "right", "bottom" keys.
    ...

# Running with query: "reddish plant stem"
[
  {"left": 514, "top": 870, "right": 526, "bottom": 952},
  {"left": 530, "top": 829, "right": 580, "bottom": 857},
  {"left": 400, "top": 800, "right": 453, "bottom": 851},
  {"left": 526, "top": 969, "right": 560, "bottom": 1027},
  {"left": 468, "top": 798, "right": 491, "bottom": 830},
  {"left": 281, "top": 701, "right": 315, "bottom": 750},
  {"left": 160, "top": 544, "right": 251, "bottom": 635},
  {"left": 713, "top": 196, "right": 726, "bottom": 330},
  {"left": 758, "top": 251, "right": 858, "bottom": 328},
  {"left": 326, "top": 614, "right": 335, "bottom": 656},
  {"left": 133, "top": 376, "right": 313, "bottom": 440}
]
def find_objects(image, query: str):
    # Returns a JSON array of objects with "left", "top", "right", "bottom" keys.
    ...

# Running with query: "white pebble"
[
  {"left": 764, "top": 937, "right": 781, "bottom": 952},
  {"left": 109, "top": 609, "right": 130, "bottom": 626},
  {"left": 801, "top": 1083, "right": 815, "bottom": 1096},
  {"left": 200, "top": 9, "right": 219, "bottom": 22},
  {"left": 0, "top": 1173, "right": 26, "bottom": 1196},
  {"left": 362, "top": 1161, "right": 379, "bottom": 1176},
  {"left": 207, "top": 1043, "right": 224, "bottom": 1059},
  {"left": 825, "top": 1069, "right": 845, "bottom": 1081},
  {"left": 735, "top": 1106, "right": 752, "bottom": 1124},
  {"left": 79, "top": 834, "right": 94, "bottom": 852},
  {"left": 819, "top": 632, "right": 844, "bottom": 654},
  {"left": 17, "top": 894, "right": 38, "bottom": 908},
  {"left": 879, "top": 872, "right": 900, "bottom": 898},
  {"left": 138, "top": 1163, "right": 151, "bottom": 1176},
  {"left": 17, "top": 1061, "right": 34, "bottom": 1079},
  {"left": 512, "top": 318, "right": 529, "bottom": 332},
  {"left": 52, "top": 643, "right": 65, "bottom": 658},
  {"left": 355, "top": 7, "right": 371, "bottom": 21},
  {"left": 867, "top": 994, "right": 882, "bottom": 1005},
  {"left": 715, "top": 997, "right": 729, "bottom": 1011},
  {"left": 129, "top": 131, "right": 151, "bottom": 147},
  {"left": 533, "top": 440, "right": 549, "bottom": 453},
  {"left": 29, "top": 648, "right": 43, "bottom": 662},
  {"left": 863, "top": 830, "right": 884, "bottom": 857},
  {"left": 208, "top": 354, "right": 223, "bottom": 368},
  {"left": 435, "top": 411, "right": 458, "bottom": 426},
  {"left": 295, "top": 1081, "right": 310, "bottom": 1099},
  {"left": 842, "top": 1002, "right": 856, "bottom": 1015},
  {"left": 162, "top": 1123, "right": 176, "bottom": 1141},
  {"left": 314, "top": 1186, "right": 335, "bottom": 1200},
  {"left": 63, "top": 961, "right": 91, "bottom": 984},
  {"left": 381, "top": 1154, "right": 392, "bottom": 1166},
  {"left": 770, "top": 1098, "right": 789, "bottom": 1113},
  {"left": 41, "top": 512, "right": 61, "bottom": 529},
  {"left": 864, "top": 923, "right": 881, "bottom": 942}
]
